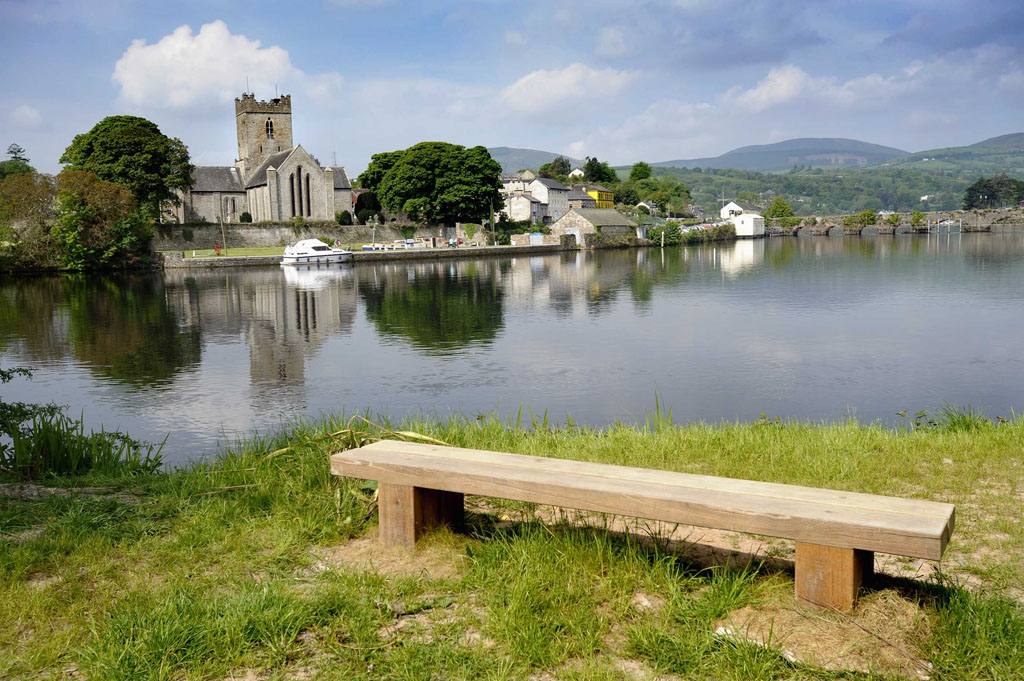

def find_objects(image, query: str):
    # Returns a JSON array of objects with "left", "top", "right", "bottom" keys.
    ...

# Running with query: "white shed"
[{"left": 730, "top": 213, "right": 765, "bottom": 238}]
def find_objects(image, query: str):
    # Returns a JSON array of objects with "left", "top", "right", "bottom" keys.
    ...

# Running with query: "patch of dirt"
[
  {"left": 630, "top": 590, "right": 666, "bottom": 614},
  {"left": 715, "top": 589, "right": 934, "bottom": 680},
  {"left": 310, "top": 527, "right": 469, "bottom": 581},
  {"left": 0, "top": 483, "right": 138, "bottom": 503}
]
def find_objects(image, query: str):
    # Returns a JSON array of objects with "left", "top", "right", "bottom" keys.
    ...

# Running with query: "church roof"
[
  {"left": 245, "top": 149, "right": 293, "bottom": 189},
  {"left": 190, "top": 166, "right": 245, "bottom": 193},
  {"left": 330, "top": 167, "right": 352, "bottom": 190}
]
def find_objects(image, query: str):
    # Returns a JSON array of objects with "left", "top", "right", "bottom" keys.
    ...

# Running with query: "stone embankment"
[
  {"left": 161, "top": 241, "right": 573, "bottom": 269},
  {"left": 154, "top": 222, "right": 456, "bottom": 252},
  {"left": 777, "top": 207, "right": 1024, "bottom": 236}
]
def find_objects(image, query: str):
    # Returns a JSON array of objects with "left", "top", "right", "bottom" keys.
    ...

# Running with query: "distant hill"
[
  {"left": 884, "top": 133, "right": 1024, "bottom": 175},
  {"left": 487, "top": 147, "right": 582, "bottom": 173},
  {"left": 653, "top": 138, "right": 908, "bottom": 172}
]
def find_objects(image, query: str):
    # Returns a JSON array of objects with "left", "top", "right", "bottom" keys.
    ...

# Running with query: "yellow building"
[{"left": 572, "top": 184, "right": 614, "bottom": 209}]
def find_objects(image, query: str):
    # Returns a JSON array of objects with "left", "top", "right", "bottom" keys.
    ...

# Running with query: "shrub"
[
  {"left": 239, "top": 212, "right": 252, "bottom": 223},
  {"left": 335, "top": 210, "right": 352, "bottom": 226},
  {"left": 648, "top": 223, "right": 682, "bottom": 245},
  {"left": 463, "top": 223, "right": 479, "bottom": 240},
  {"left": 911, "top": 210, "right": 926, "bottom": 226},
  {"left": 400, "top": 225, "right": 416, "bottom": 239},
  {"left": 887, "top": 213, "right": 901, "bottom": 226},
  {"left": 356, "top": 208, "right": 377, "bottom": 225},
  {"left": 4, "top": 412, "right": 163, "bottom": 479}
]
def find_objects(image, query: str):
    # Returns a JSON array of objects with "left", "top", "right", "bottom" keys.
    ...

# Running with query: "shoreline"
[{"left": 2, "top": 412, "right": 1022, "bottom": 678}]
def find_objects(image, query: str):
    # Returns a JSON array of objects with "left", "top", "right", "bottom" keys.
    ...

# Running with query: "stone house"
[
  {"left": 504, "top": 193, "right": 546, "bottom": 223},
  {"left": 528, "top": 178, "right": 569, "bottom": 222},
  {"left": 550, "top": 208, "right": 636, "bottom": 246},
  {"left": 567, "top": 188, "right": 596, "bottom": 210},
  {"left": 171, "top": 93, "right": 353, "bottom": 223}
]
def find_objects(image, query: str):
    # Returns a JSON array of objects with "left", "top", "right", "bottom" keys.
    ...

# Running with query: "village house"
[
  {"left": 499, "top": 174, "right": 569, "bottom": 225},
  {"left": 568, "top": 167, "right": 585, "bottom": 179},
  {"left": 572, "top": 184, "right": 615, "bottom": 209},
  {"left": 719, "top": 200, "right": 765, "bottom": 238},
  {"left": 550, "top": 208, "right": 636, "bottom": 246},
  {"left": 171, "top": 93, "right": 354, "bottom": 224},
  {"left": 567, "top": 188, "right": 596, "bottom": 210}
]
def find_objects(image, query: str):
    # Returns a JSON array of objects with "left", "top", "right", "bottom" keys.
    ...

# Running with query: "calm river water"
[{"left": 3, "top": 233, "right": 1024, "bottom": 465}]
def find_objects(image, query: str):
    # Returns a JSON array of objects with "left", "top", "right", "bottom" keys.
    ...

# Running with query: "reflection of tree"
[
  {"left": 0, "top": 278, "right": 68, "bottom": 357},
  {"left": 63, "top": 275, "right": 201, "bottom": 387},
  {"left": 359, "top": 265, "right": 504, "bottom": 353}
]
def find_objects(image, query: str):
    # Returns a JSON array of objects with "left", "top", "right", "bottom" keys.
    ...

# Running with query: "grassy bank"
[{"left": 2, "top": 413, "right": 1023, "bottom": 680}]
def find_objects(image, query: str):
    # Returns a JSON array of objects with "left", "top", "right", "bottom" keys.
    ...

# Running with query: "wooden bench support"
[
  {"left": 335, "top": 441, "right": 954, "bottom": 612},
  {"left": 378, "top": 483, "right": 464, "bottom": 548},
  {"left": 794, "top": 542, "right": 874, "bottom": 612}
]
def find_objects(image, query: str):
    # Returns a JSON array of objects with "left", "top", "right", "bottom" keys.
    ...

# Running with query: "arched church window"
[
  {"left": 290, "top": 174, "right": 296, "bottom": 217},
  {"left": 305, "top": 174, "right": 311, "bottom": 216},
  {"left": 296, "top": 167, "right": 303, "bottom": 217},
  {"left": 266, "top": 118, "right": 274, "bottom": 139}
]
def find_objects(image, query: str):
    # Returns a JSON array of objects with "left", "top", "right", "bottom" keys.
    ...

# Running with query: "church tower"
[{"left": 235, "top": 93, "right": 293, "bottom": 179}]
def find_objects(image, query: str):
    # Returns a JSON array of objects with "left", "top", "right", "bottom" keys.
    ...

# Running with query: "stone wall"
[{"left": 154, "top": 223, "right": 438, "bottom": 251}]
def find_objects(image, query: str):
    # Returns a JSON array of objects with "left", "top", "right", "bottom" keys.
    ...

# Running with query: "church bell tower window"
[{"left": 266, "top": 118, "right": 274, "bottom": 139}]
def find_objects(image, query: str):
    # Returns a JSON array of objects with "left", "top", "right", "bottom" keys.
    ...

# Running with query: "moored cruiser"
[{"left": 281, "top": 239, "right": 353, "bottom": 265}]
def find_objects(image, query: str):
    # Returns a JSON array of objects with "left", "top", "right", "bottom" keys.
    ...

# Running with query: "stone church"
[{"left": 171, "top": 93, "right": 353, "bottom": 223}]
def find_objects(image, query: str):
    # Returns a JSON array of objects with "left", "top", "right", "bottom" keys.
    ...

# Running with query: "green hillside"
[
  {"left": 885, "top": 133, "right": 1024, "bottom": 175},
  {"left": 487, "top": 147, "right": 582, "bottom": 173},
  {"left": 648, "top": 165, "right": 967, "bottom": 215},
  {"left": 654, "top": 138, "right": 908, "bottom": 172}
]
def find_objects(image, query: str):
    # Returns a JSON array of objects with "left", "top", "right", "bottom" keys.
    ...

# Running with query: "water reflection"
[{"left": 2, "top": 232, "right": 1024, "bottom": 462}]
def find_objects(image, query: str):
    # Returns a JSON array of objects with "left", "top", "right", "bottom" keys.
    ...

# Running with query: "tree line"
[
  {"left": 961, "top": 174, "right": 1024, "bottom": 210},
  {"left": 1, "top": 116, "right": 193, "bottom": 272}
]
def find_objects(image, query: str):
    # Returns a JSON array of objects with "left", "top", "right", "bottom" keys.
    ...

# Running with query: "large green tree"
[
  {"left": 0, "top": 143, "right": 33, "bottom": 182},
  {"left": 629, "top": 161, "right": 652, "bottom": 182},
  {"left": 763, "top": 196, "right": 794, "bottom": 219},
  {"left": 367, "top": 142, "right": 502, "bottom": 226},
  {"left": 60, "top": 116, "right": 193, "bottom": 219},
  {"left": 539, "top": 155, "right": 571, "bottom": 179},
  {"left": 583, "top": 156, "right": 618, "bottom": 185}
]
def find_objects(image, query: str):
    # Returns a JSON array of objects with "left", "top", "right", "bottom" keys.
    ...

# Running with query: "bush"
[
  {"left": 647, "top": 223, "right": 682, "bottom": 245},
  {"left": 400, "top": 225, "right": 416, "bottom": 239},
  {"left": 4, "top": 413, "right": 163, "bottom": 479},
  {"left": 335, "top": 210, "right": 352, "bottom": 226},
  {"left": 356, "top": 208, "right": 377, "bottom": 225},
  {"left": 239, "top": 212, "right": 252, "bottom": 223},
  {"left": 887, "top": 213, "right": 901, "bottom": 226}
]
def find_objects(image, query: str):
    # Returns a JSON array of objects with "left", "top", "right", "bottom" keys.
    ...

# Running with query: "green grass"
[
  {"left": 178, "top": 246, "right": 285, "bottom": 258},
  {"left": 2, "top": 412, "right": 1023, "bottom": 679}
]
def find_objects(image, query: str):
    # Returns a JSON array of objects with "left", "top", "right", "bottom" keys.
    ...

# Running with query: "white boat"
[{"left": 280, "top": 239, "right": 353, "bottom": 265}]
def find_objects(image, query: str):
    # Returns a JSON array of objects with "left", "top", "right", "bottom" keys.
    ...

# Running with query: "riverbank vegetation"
[
  {"left": 1, "top": 117, "right": 193, "bottom": 273},
  {"left": 2, "top": 403, "right": 1023, "bottom": 679}
]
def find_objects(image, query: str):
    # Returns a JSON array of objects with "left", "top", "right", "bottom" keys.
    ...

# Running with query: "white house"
[
  {"left": 730, "top": 213, "right": 765, "bottom": 238},
  {"left": 719, "top": 200, "right": 758, "bottom": 220},
  {"left": 568, "top": 167, "right": 584, "bottom": 179},
  {"left": 502, "top": 193, "right": 546, "bottom": 224}
]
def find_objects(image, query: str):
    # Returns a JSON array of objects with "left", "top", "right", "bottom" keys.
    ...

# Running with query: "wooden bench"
[{"left": 330, "top": 440, "right": 955, "bottom": 612}]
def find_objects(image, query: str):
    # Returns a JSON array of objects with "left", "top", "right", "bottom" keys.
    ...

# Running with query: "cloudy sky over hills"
[{"left": 3, "top": 0, "right": 1023, "bottom": 174}]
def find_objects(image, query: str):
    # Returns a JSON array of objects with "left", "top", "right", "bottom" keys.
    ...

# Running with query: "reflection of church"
[
  {"left": 171, "top": 93, "right": 354, "bottom": 224},
  {"left": 162, "top": 268, "right": 357, "bottom": 399}
]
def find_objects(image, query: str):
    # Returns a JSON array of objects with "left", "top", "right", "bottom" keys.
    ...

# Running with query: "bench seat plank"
[{"left": 331, "top": 441, "right": 954, "bottom": 560}]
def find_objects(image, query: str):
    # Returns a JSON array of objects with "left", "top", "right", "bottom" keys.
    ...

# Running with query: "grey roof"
[
  {"left": 568, "top": 208, "right": 635, "bottom": 227},
  {"left": 330, "top": 167, "right": 352, "bottom": 190},
  {"left": 572, "top": 183, "right": 612, "bottom": 193},
  {"left": 510, "top": 194, "right": 541, "bottom": 203},
  {"left": 532, "top": 177, "right": 568, "bottom": 190},
  {"left": 245, "top": 149, "right": 293, "bottom": 188},
  {"left": 567, "top": 189, "right": 595, "bottom": 202},
  {"left": 730, "top": 201, "right": 758, "bottom": 210},
  {"left": 190, "top": 166, "right": 244, "bottom": 193}
]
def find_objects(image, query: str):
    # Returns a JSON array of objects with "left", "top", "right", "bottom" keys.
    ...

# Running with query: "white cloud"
[
  {"left": 112, "top": 20, "right": 343, "bottom": 108},
  {"left": 10, "top": 104, "right": 43, "bottom": 129},
  {"left": 725, "top": 65, "right": 821, "bottom": 112},
  {"left": 595, "top": 25, "right": 630, "bottom": 58},
  {"left": 499, "top": 63, "right": 635, "bottom": 115}
]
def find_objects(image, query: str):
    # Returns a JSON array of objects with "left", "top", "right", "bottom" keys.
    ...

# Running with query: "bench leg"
[
  {"left": 794, "top": 542, "right": 873, "bottom": 612},
  {"left": 377, "top": 484, "right": 464, "bottom": 548}
]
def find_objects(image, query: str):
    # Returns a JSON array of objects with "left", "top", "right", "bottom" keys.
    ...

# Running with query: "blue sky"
[{"left": 3, "top": 0, "right": 1023, "bottom": 176}]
